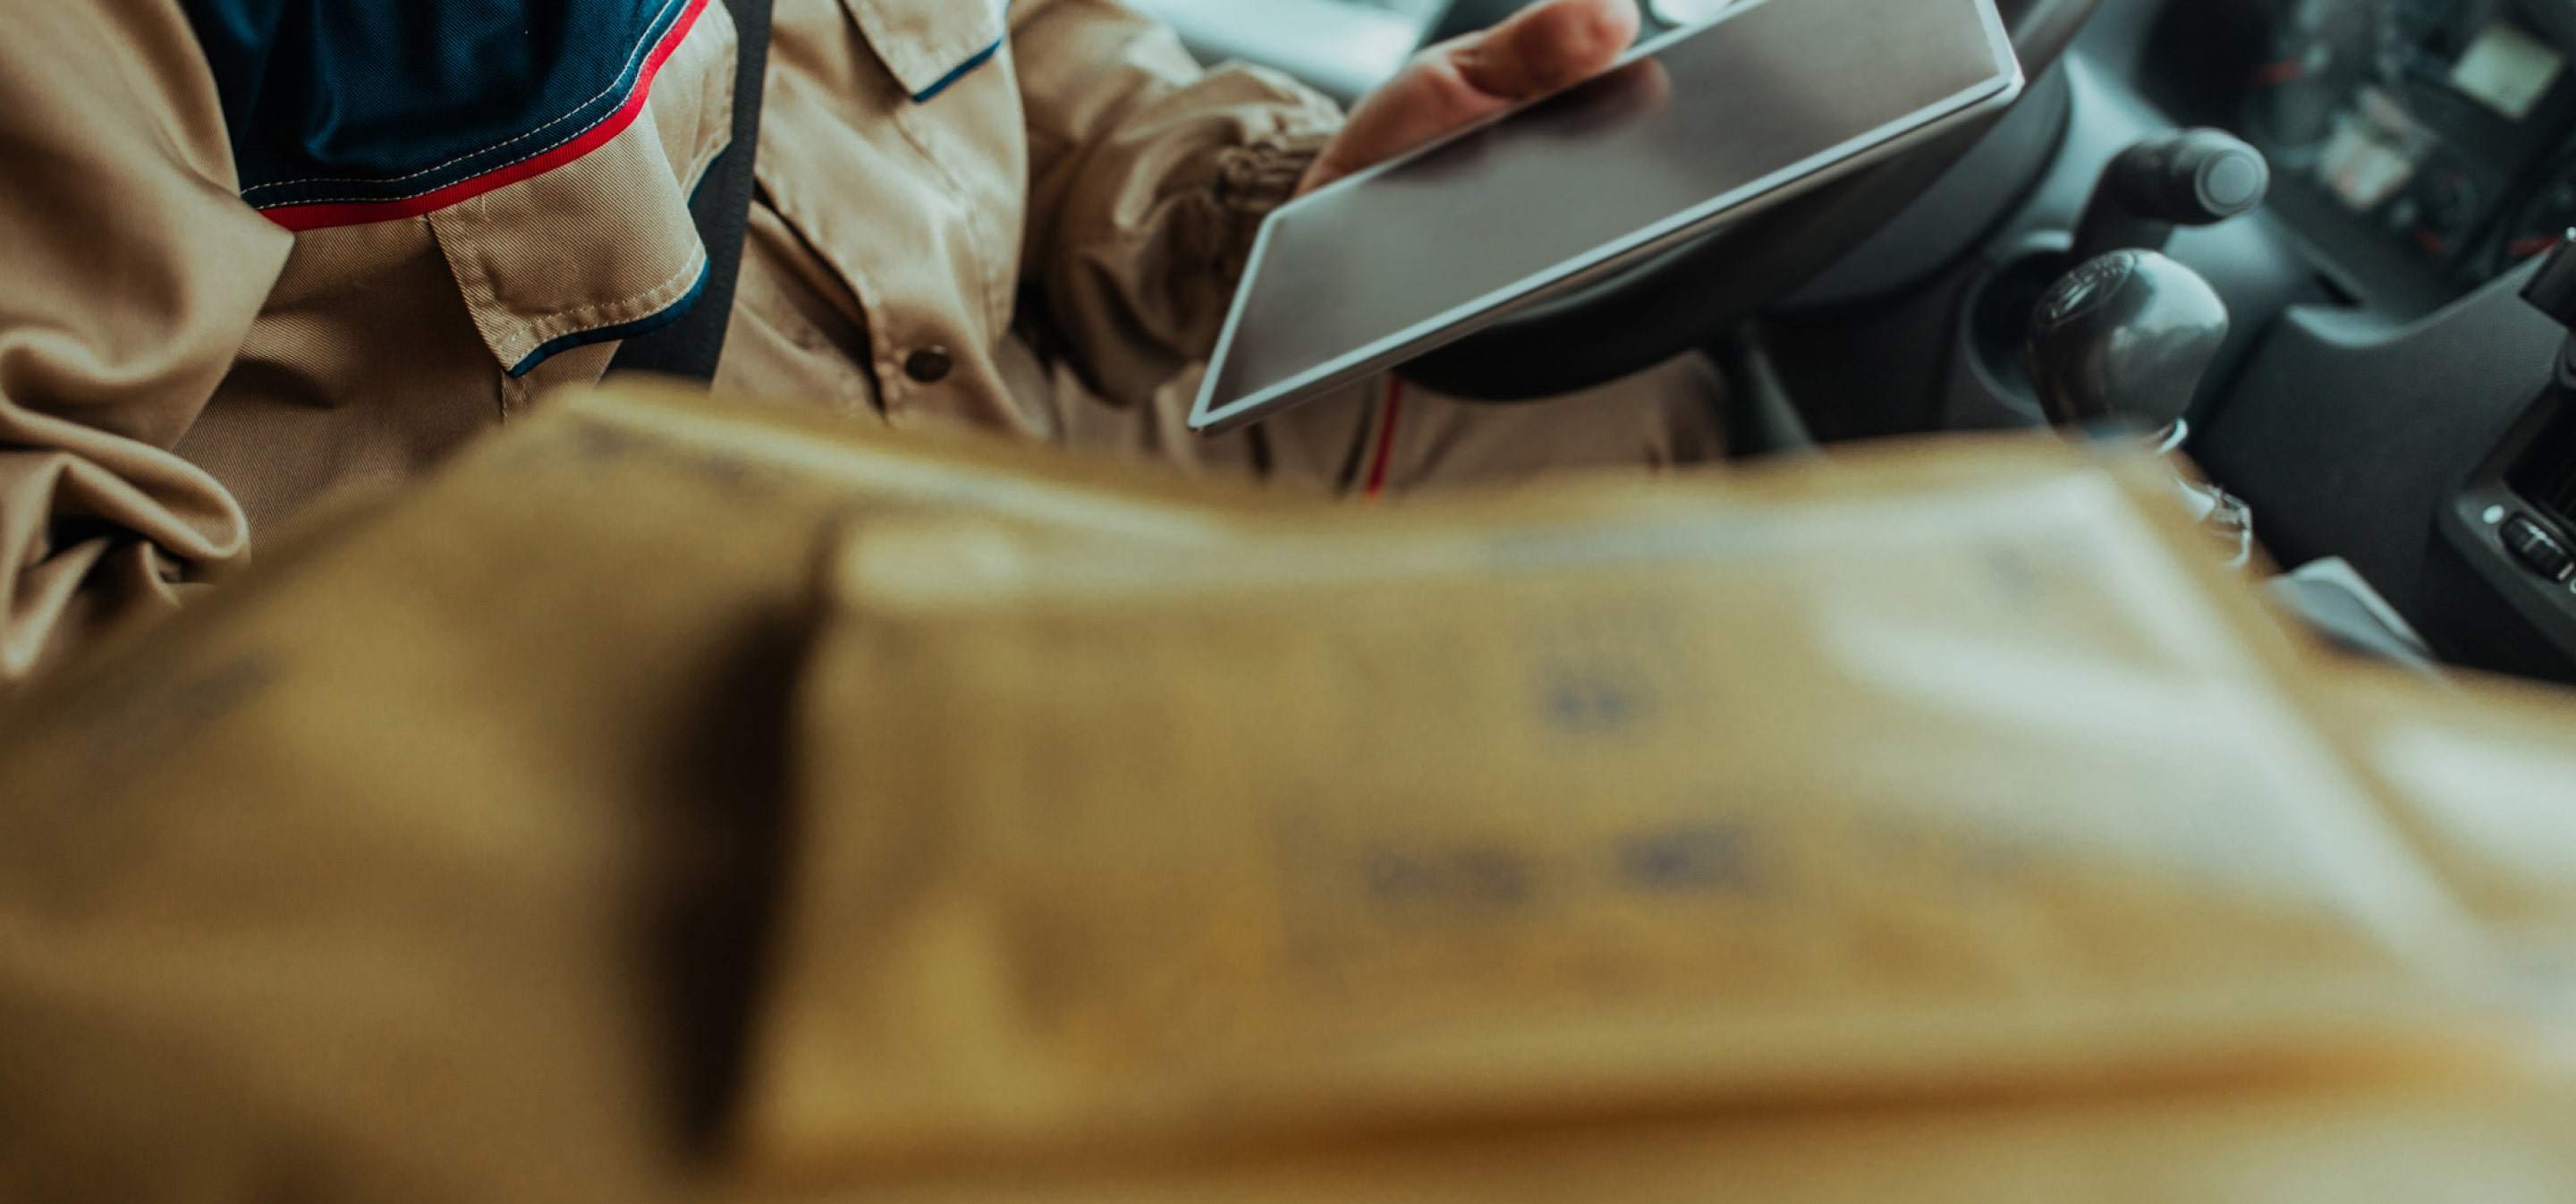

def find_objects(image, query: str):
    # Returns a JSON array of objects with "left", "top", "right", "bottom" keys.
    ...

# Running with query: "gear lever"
[
  {"left": 2026, "top": 248, "right": 2254, "bottom": 564},
  {"left": 2071, "top": 129, "right": 2272, "bottom": 263},
  {"left": 1969, "top": 131, "right": 2268, "bottom": 424},
  {"left": 2024, "top": 248, "right": 2231, "bottom": 431}
]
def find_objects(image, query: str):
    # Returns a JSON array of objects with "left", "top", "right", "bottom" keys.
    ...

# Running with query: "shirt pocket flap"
[{"left": 840, "top": 0, "right": 1007, "bottom": 102}]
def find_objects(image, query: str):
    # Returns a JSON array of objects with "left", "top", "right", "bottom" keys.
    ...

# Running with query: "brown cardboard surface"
[
  {"left": 2310, "top": 666, "right": 2576, "bottom": 1036},
  {"left": 809, "top": 1082, "right": 2576, "bottom": 1203},
  {"left": 0, "top": 383, "right": 1299, "bottom": 1204},
  {"left": 2, "top": 385, "right": 2570, "bottom": 1202},
  {"left": 748, "top": 442, "right": 2547, "bottom": 1179}
]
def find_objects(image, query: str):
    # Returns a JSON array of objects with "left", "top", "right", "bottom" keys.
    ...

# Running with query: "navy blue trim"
[
  {"left": 911, "top": 38, "right": 1003, "bottom": 103},
  {"left": 182, "top": 0, "right": 700, "bottom": 211},
  {"left": 506, "top": 264, "right": 712, "bottom": 377}
]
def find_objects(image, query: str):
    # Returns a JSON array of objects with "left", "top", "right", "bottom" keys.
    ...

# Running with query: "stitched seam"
[
  {"left": 239, "top": 0, "right": 691, "bottom": 196},
  {"left": 503, "top": 247, "right": 710, "bottom": 359},
  {"left": 505, "top": 262, "right": 710, "bottom": 377},
  {"left": 252, "top": 1, "right": 704, "bottom": 212},
  {"left": 909, "top": 38, "right": 1001, "bottom": 102}
]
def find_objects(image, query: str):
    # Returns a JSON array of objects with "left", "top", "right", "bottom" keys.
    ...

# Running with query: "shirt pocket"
[{"left": 422, "top": 0, "right": 740, "bottom": 396}]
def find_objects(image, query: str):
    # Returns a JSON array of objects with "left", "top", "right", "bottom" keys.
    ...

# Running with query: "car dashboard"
[{"left": 2145, "top": 0, "right": 2576, "bottom": 316}]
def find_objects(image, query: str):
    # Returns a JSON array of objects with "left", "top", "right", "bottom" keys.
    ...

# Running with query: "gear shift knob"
[{"left": 2025, "top": 249, "right": 2230, "bottom": 431}]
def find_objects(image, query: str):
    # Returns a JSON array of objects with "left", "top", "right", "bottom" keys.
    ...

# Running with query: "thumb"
[
  {"left": 1299, "top": 0, "right": 1641, "bottom": 196},
  {"left": 1452, "top": 0, "right": 1644, "bottom": 100}
]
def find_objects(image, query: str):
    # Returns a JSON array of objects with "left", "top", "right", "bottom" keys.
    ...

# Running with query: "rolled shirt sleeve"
[{"left": 1009, "top": 0, "right": 1343, "bottom": 406}]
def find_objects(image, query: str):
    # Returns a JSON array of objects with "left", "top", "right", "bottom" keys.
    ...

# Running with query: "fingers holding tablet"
[{"left": 1301, "top": 0, "right": 1645, "bottom": 197}]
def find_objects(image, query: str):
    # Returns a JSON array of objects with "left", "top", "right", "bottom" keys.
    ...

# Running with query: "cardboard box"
[
  {"left": 749, "top": 443, "right": 2551, "bottom": 1179},
  {"left": 0, "top": 383, "right": 1296, "bottom": 1204},
  {"left": 0, "top": 385, "right": 2569, "bottom": 1202}
]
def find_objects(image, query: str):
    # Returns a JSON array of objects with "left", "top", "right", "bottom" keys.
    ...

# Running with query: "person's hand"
[{"left": 1297, "top": 0, "right": 1642, "bottom": 198}]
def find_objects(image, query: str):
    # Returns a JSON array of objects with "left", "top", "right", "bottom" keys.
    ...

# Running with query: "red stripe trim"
[
  {"left": 1364, "top": 376, "right": 1404, "bottom": 501},
  {"left": 257, "top": 0, "right": 711, "bottom": 232}
]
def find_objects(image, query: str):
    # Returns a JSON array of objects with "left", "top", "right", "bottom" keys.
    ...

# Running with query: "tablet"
[{"left": 1191, "top": 0, "right": 2023, "bottom": 435}]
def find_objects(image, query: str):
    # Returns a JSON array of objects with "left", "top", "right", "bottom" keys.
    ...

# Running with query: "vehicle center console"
[
  {"left": 2142, "top": 0, "right": 2576, "bottom": 680},
  {"left": 2440, "top": 257, "right": 2576, "bottom": 674},
  {"left": 1764, "top": 0, "right": 2576, "bottom": 681}
]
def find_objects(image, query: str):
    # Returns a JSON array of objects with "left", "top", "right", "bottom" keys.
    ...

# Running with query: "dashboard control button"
[{"left": 2504, "top": 513, "right": 2576, "bottom": 582}]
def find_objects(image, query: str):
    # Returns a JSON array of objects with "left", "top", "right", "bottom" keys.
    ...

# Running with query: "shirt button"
[{"left": 903, "top": 347, "right": 954, "bottom": 384}]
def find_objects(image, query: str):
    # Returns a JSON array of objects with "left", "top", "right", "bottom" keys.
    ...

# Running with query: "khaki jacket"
[
  {"left": 0, "top": 0, "right": 1338, "bottom": 684},
  {"left": 0, "top": 0, "right": 1329, "bottom": 685},
  {"left": 0, "top": 0, "right": 1720, "bottom": 690}
]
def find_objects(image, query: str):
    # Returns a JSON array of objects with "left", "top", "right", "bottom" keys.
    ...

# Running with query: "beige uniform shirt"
[{"left": 0, "top": 0, "right": 1719, "bottom": 687}]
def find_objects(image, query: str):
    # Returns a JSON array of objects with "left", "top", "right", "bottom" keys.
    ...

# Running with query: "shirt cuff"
[{"left": 1210, "top": 126, "right": 1335, "bottom": 281}]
